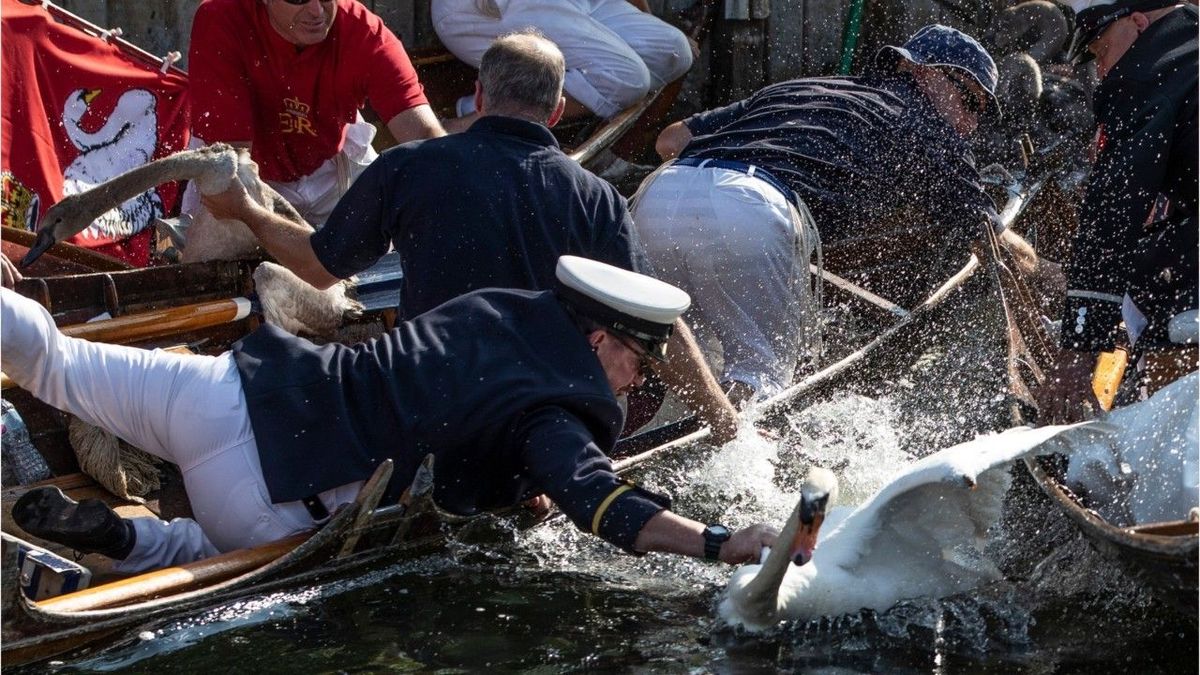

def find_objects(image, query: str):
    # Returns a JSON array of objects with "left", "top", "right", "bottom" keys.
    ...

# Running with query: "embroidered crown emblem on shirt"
[{"left": 279, "top": 96, "right": 317, "bottom": 137}]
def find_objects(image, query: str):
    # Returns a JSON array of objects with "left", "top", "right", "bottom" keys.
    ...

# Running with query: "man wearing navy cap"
[
  {"left": 4, "top": 257, "right": 775, "bottom": 572},
  {"left": 633, "top": 24, "right": 1051, "bottom": 403},
  {"left": 1037, "top": 0, "right": 1196, "bottom": 421}
]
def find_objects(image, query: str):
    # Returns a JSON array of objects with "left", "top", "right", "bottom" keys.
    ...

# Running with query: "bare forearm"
[
  {"left": 386, "top": 104, "right": 446, "bottom": 143},
  {"left": 656, "top": 320, "right": 739, "bottom": 443},
  {"left": 634, "top": 510, "right": 705, "bottom": 557},
  {"left": 625, "top": 0, "right": 652, "bottom": 12},
  {"left": 240, "top": 204, "right": 339, "bottom": 289},
  {"left": 655, "top": 121, "right": 693, "bottom": 161},
  {"left": 634, "top": 511, "right": 777, "bottom": 563}
]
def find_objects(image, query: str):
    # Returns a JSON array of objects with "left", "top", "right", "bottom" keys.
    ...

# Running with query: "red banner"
[{"left": 1, "top": 0, "right": 190, "bottom": 267}]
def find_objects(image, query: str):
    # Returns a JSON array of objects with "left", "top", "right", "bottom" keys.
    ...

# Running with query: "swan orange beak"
[
  {"left": 790, "top": 495, "right": 829, "bottom": 566},
  {"left": 790, "top": 512, "right": 823, "bottom": 566}
]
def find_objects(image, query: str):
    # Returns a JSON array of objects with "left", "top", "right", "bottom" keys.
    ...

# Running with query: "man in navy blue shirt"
[
  {"left": 1037, "top": 1, "right": 1197, "bottom": 421},
  {"left": 203, "top": 30, "right": 739, "bottom": 443},
  {"left": 6, "top": 258, "right": 779, "bottom": 572},
  {"left": 635, "top": 25, "right": 1051, "bottom": 403}
]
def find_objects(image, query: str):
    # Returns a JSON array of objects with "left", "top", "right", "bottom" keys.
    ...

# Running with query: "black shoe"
[{"left": 12, "top": 486, "right": 136, "bottom": 559}]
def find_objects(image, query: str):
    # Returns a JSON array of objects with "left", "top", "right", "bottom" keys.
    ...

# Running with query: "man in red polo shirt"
[{"left": 186, "top": 0, "right": 444, "bottom": 226}]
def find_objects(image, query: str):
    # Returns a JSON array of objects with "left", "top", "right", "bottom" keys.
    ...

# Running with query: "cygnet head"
[
  {"left": 791, "top": 467, "right": 839, "bottom": 566},
  {"left": 21, "top": 201, "right": 89, "bottom": 267}
]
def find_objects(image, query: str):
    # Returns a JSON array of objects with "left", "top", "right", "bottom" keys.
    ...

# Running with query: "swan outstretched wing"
[
  {"left": 820, "top": 422, "right": 1100, "bottom": 572},
  {"left": 763, "top": 422, "right": 1107, "bottom": 621}
]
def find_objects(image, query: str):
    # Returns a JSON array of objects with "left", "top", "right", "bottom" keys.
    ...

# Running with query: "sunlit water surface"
[{"left": 33, "top": 294, "right": 1198, "bottom": 673}]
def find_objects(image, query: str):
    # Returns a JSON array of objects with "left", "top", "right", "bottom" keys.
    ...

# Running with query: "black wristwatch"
[{"left": 702, "top": 523, "right": 731, "bottom": 561}]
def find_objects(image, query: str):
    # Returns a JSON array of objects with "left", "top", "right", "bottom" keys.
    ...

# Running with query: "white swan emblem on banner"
[{"left": 60, "top": 87, "right": 163, "bottom": 241}]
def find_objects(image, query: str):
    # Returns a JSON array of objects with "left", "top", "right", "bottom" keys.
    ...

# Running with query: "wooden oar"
[
  {"left": 36, "top": 532, "right": 310, "bottom": 612},
  {"left": 611, "top": 415, "right": 703, "bottom": 460},
  {"left": 57, "top": 297, "right": 255, "bottom": 344},
  {"left": 814, "top": 264, "right": 909, "bottom": 319}
]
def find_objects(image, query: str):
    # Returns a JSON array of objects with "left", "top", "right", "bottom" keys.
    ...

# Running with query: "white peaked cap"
[
  {"left": 1061, "top": 0, "right": 1116, "bottom": 11},
  {"left": 555, "top": 256, "right": 690, "bottom": 360}
]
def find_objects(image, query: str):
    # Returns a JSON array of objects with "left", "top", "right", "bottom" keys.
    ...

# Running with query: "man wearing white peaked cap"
[{"left": 6, "top": 256, "right": 776, "bottom": 572}]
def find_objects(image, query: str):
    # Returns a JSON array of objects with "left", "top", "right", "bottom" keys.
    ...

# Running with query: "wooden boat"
[{"left": 987, "top": 175, "right": 1199, "bottom": 619}]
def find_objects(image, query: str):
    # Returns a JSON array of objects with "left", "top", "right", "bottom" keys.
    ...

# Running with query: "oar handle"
[{"left": 59, "top": 297, "right": 254, "bottom": 344}]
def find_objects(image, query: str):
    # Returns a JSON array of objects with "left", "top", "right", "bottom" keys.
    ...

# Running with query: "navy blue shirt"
[
  {"left": 312, "top": 116, "right": 641, "bottom": 318},
  {"left": 231, "top": 289, "right": 668, "bottom": 552},
  {"left": 1061, "top": 6, "right": 1198, "bottom": 350},
  {"left": 680, "top": 73, "right": 995, "bottom": 249}
]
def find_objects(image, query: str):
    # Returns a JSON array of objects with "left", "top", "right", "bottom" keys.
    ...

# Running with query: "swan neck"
[{"left": 733, "top": 503, "right": 803, "bottom": 620}]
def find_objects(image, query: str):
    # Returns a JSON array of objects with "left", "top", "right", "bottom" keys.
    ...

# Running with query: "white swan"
[
  {"left": 24, "top": 144, "right": 361, "bottom": 339},
  {"left": 61, "top": 88, "right": 163, "bottom": 241},
  {"left": 720, "top": 422, "right": 1103, "bottom": 631}
]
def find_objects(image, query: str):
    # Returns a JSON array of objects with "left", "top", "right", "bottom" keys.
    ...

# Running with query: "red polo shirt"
[{"left": 188, "top": 0, "right": 427, "bottom": 182}]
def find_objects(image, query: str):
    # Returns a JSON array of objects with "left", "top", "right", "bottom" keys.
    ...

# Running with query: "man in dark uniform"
[
  {"left": 202, "top": 30, "right": 739, "bottom": 444},
  {"left": 634, "top": 25, "right": 1051, "bottom": 402},
  {"left": 5, "top": 257, "right": 777, "bottom": 573},
  {"left": 1038, "top": 0, "right": 1197, "bottom": 422}
]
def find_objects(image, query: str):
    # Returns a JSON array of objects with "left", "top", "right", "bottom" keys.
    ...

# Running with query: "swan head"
[
  {"left": 791, "top": 467, "right": 839, "bottom": 566},
  {"left": 720, "top": 466, "right": 840, "bottom": 630},
  {"left": 21, "top": 198, "right": 94, "bottom": 266}
]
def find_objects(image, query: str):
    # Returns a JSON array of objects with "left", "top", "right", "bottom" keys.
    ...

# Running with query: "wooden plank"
[
  {"left": 3, "top": 227, "right": 132, "bottom": 273},
  {"left": 801, "top": 0, "right": 851, "bottom": 76},
  {"left": 104, "top": 0, "right": 200, "bottom": 66},
  {"left": 768, "top": 0, "right": 807, "bottom": 81},
  {"left": 1128, "top": 520, "right": 1200, "bottom": 538},
  {"left": 55, "top": 0, "right": 105, "bottom": 27},
  {"left": 372, "top": 0, "right": 416, "bottom": 46}
]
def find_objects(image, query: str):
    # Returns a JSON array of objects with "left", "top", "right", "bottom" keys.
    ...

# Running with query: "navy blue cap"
[
  {"left": 1062, "top": 0, "right": 1178, "bottom": 64},
  {"left": 875, "top": 24, "right": 1002, "bottom": 120}
]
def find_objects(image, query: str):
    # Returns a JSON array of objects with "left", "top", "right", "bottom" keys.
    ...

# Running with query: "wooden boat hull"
[
  {"left": 988, "top": 175, "right": 1200, "bottom": 620},
  {"left": 1024, "top": 456, "right": 1199, "bottom": 617}
]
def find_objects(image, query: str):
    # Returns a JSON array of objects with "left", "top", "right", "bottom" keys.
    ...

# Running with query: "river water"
[{"left": 34, "top": 290, "right": 1198, "bottom": 674}]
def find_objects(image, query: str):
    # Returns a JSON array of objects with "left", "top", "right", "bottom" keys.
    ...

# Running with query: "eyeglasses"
[
  {"left": 612, "top": 332, "right": 655, "bottom": 378},
  {"left": 943, "top": 71, "right": 985, "bottom": 116}
]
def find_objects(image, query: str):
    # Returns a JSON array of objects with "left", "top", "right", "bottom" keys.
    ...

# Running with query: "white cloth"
[
  {"left": 182, "top": 116, "right": 378, "bottom": 228},
  {"left": 0, "top": 289, "right": 361, "bottom": 573},
  {"left": 630, "top": 164, "right": 820, "bottom": 395},
  {"left": 432, "top": 0, "right": 693, "bottom": 118}
]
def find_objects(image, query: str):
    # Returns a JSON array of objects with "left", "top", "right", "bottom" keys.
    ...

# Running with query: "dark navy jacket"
[
  {"left": 231, "top": 289, "right": 668, "bottom": 551},
  {"left": 680, "top": 72, "right": 995, "bottom": 250},
  {"left": 1062, "top": 6, "right": 1198, "bottom": 350},
  {"left": 311, "top": 115, "right": 641, "bottom": 318}
]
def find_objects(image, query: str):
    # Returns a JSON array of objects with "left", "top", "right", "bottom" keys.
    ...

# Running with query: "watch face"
[{"left": 706, "top": 524, "right": 731, "bottom": 540}]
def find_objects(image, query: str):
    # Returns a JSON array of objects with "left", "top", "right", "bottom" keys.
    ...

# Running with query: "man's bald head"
[{"left": 479, "top": 30, "right": 566, "bottom": 122}]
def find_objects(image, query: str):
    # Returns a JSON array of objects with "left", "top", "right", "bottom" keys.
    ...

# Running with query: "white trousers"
[
  {"left": 432, "top": 0, "right": 693, "bottom": 118},
  {"left": 631, "top": 165, "right": 820, "bottom": 395},
  {"left": 184, "top": 116, "right": 378, "bottom": 228},
  {"left": 0, "top": 289, "right": 361, "bottom": 573}
]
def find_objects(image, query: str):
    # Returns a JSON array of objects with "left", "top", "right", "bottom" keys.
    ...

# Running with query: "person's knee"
[
  {"left": 644, "top": 29, "right": 693, "bottom": 85},
  {"left": 575, "top": 57, "right": 653, "bottom": 116}
]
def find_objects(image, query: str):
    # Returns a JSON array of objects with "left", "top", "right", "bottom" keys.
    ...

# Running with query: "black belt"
[
  {"left": 301, "top": 495, "right": 330, "bottom": 522},
  {"left": 673, "top": 157, "right": 797, "bottom": 206}
]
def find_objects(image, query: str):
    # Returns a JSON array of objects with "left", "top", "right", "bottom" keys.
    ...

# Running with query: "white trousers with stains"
[
  {"left": 631, "top": 164, "right": 821, "bottom": 396},
  {"left": 0, "top": 289, "right": 360, "bottom": 573},
  {"left": 432, "top": 0, "right": 693, "bottom": 118}
]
